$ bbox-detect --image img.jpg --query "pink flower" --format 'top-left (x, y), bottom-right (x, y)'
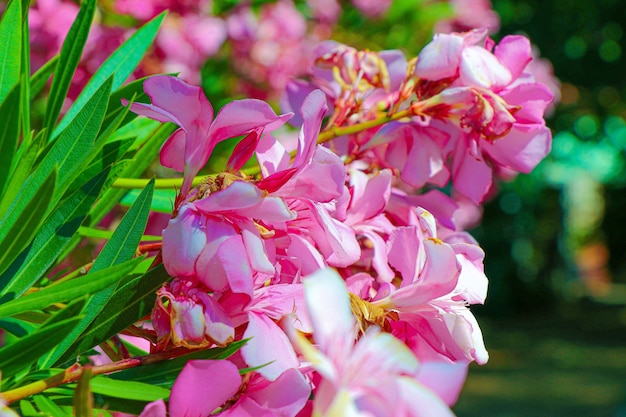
top-left (127, 76), bottom-right (291, 196)
top-left (375, 209), bottom-right (489, 365)
top-left (151, 278), bottom-right (234, 349)
top-left (139, 360), bottom-right (242, 417)
top-left (287, 268), bottom-right (455, 416)
top-left (156, 14), bottom-right (227, 84)
top-left (413, 31), bottom-right (554, 202)
top-left (162, 180), bottom-right (295, 296)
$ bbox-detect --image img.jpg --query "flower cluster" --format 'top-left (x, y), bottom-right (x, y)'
top-left (22, 0), bottom-right (512, 104)
top-left (128, 28), bottom-right (553, 416)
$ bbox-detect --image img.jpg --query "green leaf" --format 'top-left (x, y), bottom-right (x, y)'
top-left (0, 76), bottom-right (112, 229)
top-left (53, 12), bottom-right (166, 140)
top-left (121, 188), bottom-right (176, 214)
top-left (0, 317), bottom-right (80, 379)
top-left (90, 378), bottom-right (170, 402)
top-left (76, 226), bottom-right (161, 241)
top-left (63, 263), bottom-right (169, 363)
top-left (110, 340), bottom-right (247, 388)
top-left (0, 130), bottom-right (45, 220)
top-left (0, 0), bottom-right (22, 104)
top-left (93, 179), bottom-right (154, 271)
top-left (0, 83), bottom-right (21, 200)
top-left (19, 400), bottom-right (39, 417)
top-left (0, 168), bottom-right (110, 299)
top-left (20, 3), bottom-right (31, 144)
top-left (88, 123), bottom-right (173, 228)
top-left (33, 395), bottom-right (70, 417)
top-left (45, 180), bottom-right (155, 366)
top-left (0, 168), bottom-right (56, 278)
top-left (42, 0), bottom-right (96, 140)
top-left (30, 56), bottom-right (58, 100)
top-left (0, 258), bottom-right (141, 318)
top-left (102, 76), bottom-right (150, 129)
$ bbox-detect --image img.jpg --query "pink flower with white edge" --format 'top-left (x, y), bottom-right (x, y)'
top-left (287, 268), bottom-right (455, 417)
top-left (126, 76), bottom-right (291, 196)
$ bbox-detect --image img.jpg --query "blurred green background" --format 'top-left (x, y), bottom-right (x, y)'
top-left (452, 0), bottom-right (626, 415)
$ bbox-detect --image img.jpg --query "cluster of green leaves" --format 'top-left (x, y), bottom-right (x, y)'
top-left (0, 0), bottom-right (235, 414)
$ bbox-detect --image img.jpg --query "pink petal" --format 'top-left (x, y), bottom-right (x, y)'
top-left (483, 124), bottom-right (552, 173)
top-left (293, 89), bottom-right (328, 169)
top-left (169, 360), bottom-right (241, 417)
top-left (161, 205), bottom-right (207, 279)
top-left (312, 204), bottom-right (360, 267)
top-left (303, 269), bottom-right (355, 354)
top-left (414, 33), bottom-right (463, 80)
top-left (239, 220), bottom-right (275, 275)
top-left (256, 133), bottom-right (292, 177)
top-left (500, 82), bottom-right (554, 124)
top-left (276, 146), bottom-right (345, 202)
top-left (138, 399), bottom-right (166, 417)
top-left (250, 284), bottom-right (312, 333)
top-left (248, 368), bottom-right (311, 415)
top-left (195, 291), bottom-right (235, 345)
top-left (403, 133), bottom-right (448, 189)
top-left (159, 128), bottom-right (186, 172)
top-left (125, 76), bottom-right (213, 130)
top-left (396, 378), bottom-right (456, 417)
top-left (460, 46), bottom-right (512, 89)
top-left (170, 300), bottom-right (206, 344)
top-left (193, 181), bottom-right (264, 213)
top-left (346, 169), bottom-right (391, 225)
top-left (241, 312), bottom-right (299, 381)
top-left (280, 80), bottom-right (320, 127)
top-left (218, 235), bottom-right (254, 296)
top-left (209, 99), bottom-right (292, 144)
top-left (452, 143), bottom-right (493, 204)
top-left (387, 227), bottom-right (421, 283)
top-left (349, 331), bottom-right (420, 382)
top-left (227, 129), bottom-right (262, 172)
top-left (256, 168), bottom-right (298, 193)
top-left (494, 35), bottom-right (532, 81)
top-left (237, 196), bottom-right (296, 223)
top-left (416, 361), bottom-right (469, 406)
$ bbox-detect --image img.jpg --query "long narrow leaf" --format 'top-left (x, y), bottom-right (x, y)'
top-left (90, 378), bottom-right (170, 402)
top-left (45, 180), bottom-right (155, 366)
top-left (0, 76), bottom-right (112, 234)
top-left (0, 317), bottom-right (81, 379)
top-left (0, 168), bottom-right (110, 299)
top-left (0, 258), bottom-right (141, 318)
top-left (0, 0), bottom-right (22, 103)
top-left (42, 0), bottom-right (96, 140)
top-left (65, 263), bottom-right (170, 360)
top-left (0, 130), bottom-right (45, 221)
top-left (33, 395), bottom-right (71, 417)
top-left (53, 12), bottom-right (166, 139)
top-left (30, 56), bottom-right (58, 100)
top-left (20, 3), bottom-right (31, 145)
top-left (89, 123), bottom-right (174, 227)
top-left (0, 168), bottom-right (56, 277)
top-left (109, 340), bottom-right (248, 388)
top-left (0, 83), bottom-right (21, 200)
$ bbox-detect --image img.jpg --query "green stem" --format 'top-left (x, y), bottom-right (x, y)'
top-left (109, 107), bottom-right (415, 190)
top-left (0, 347), bottom-right (191, 404)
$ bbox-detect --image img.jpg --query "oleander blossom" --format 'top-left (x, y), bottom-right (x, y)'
top-left (286, 268), bottom-right (456, 416)
top-left (127, 28), bottom-right (558, 417)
